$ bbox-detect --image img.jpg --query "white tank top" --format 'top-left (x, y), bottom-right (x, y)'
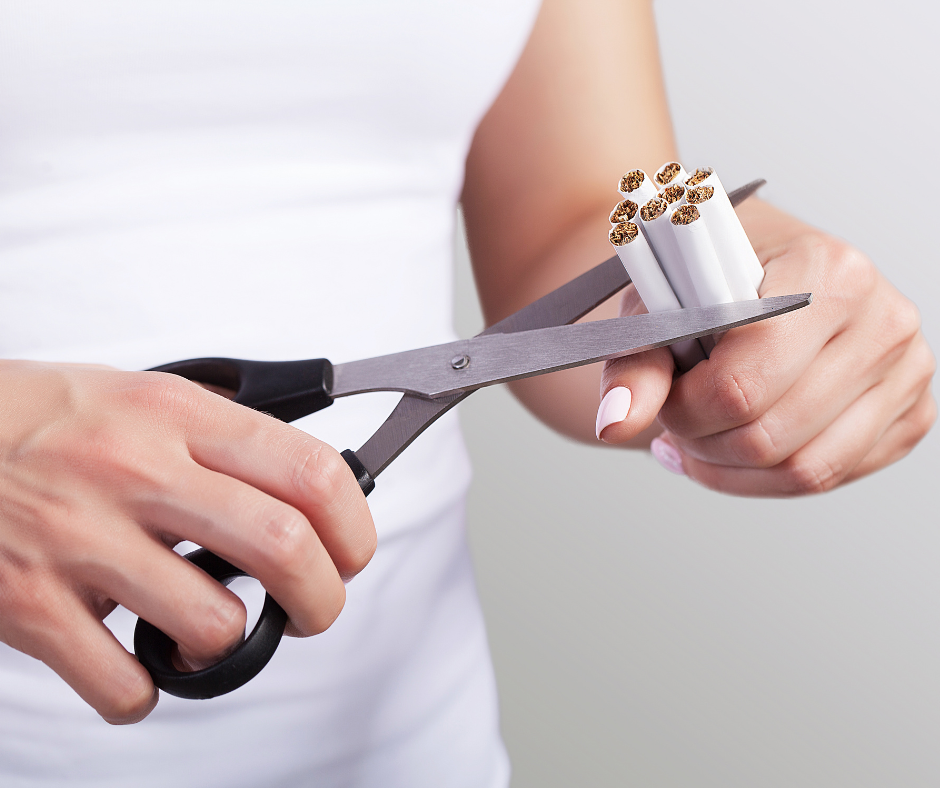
top-left (0, 2), bottom-right (540, 785)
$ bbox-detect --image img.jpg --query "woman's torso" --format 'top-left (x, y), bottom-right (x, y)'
top-left (0, 2), bottom-right (540, 785)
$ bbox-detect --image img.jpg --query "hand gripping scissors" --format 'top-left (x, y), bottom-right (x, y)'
top-left (134, 180), bottom-right (811, 699)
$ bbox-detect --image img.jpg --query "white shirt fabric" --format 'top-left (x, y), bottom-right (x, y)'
top-left (0, 2), bottom-right (541, 785)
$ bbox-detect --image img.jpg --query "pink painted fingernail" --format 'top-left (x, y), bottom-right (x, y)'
top-left (595, 386), bottom-right (632, 440)
top-left (651, 436), bottom-right (685, 475)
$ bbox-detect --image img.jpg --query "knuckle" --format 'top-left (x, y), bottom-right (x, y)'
top-left (712, 369), bottom-right (766, 425)
top-left (784, 453), bottom-right (843, 496)
top-left (826, 242), bottom-right (876, 300)
top-left (130, 372), bottom-right (198, 412)
top-left (194, 596), bottom-right (247, 657)
top-left (290, 443), bottom-right (347, 504)
top-left (60, 420), bottom-right (179, 498)
top-left (911, 333), bottom-right (936, 386)
top-left (923, 345), bottom-right (938, 383)
top-left (919, 396), bottom-right (938, 437)
top-left (907, 385), bottom-right (937, 445)
top-left (731, 419), bottom-right (784, 468)
top-left (254, 503), bottom-right (311, 575)
top-left (879, 296), bottom-right (922, 352)
top-left (127, 373), bottom-right (212, 433)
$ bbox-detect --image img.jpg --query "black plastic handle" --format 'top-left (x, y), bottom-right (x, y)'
top-left (150, 357), bottom-right (335, 423)
top-left (135, 450), bottom-right (374, 699)
top-left (133, 548), bottom-right (289, 699)
top-left (136, 356), bottom-right (371, 699)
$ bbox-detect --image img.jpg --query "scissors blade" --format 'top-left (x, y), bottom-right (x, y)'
top-left (354, 179), bottom-right (767, 477)
top-left (333, 294), bottom-right (810, 400)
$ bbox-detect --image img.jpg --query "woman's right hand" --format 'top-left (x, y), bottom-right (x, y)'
top-left (0, 360), bottom-right (376, 723)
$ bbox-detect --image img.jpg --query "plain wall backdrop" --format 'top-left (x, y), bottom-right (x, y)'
top-left (455, 1), bottom-right (940, 786)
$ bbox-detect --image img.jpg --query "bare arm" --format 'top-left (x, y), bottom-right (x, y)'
top-left (462, 0), bottom-right (675, 446)
top-left (461, 0), bottom-right (935, 492)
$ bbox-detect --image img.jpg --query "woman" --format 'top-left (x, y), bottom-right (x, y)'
top-left (0, 1), bottom-right (933, 785)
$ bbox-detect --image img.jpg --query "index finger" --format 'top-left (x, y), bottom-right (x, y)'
top-left (658, 236), bottom-right (847, 439)
top-left (143, 373), bottom-right (376, 580)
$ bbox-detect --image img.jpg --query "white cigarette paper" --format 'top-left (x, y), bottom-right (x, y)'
top-left (619, 169), bottom-right (659, 206)
top-left (686, 185), bottom-right (758, 302)
top-left (609, 221), bottom-right (706, 370)
top-left (684, 167), bottom-right (765, 289)
top-left (639, 198), bottom-right (700, 309)
top-left (670, 204), bottom-right (734, 354)
top-left (670, 205), bottom-right (734, 306)
top-left (655, 161), bottom-right (689, 188)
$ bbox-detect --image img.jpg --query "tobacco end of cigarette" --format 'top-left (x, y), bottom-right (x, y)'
top-left (640, 198), bottom-right (667, 222)
top-left (655, 162), bottom-right (683, 186)
top-left (609, 199), bottom-right (638, 224)
top-left (686, 185), bottom-right (715, 205)
top-left (619, 170), bottom-right (647, 194)
top-left (660, 184), bottom-right (685, 205)
top-left (685, 167), bottom-right (714, 187)
top-left (670, 204), bottom-right (700, 226)
top-left (609, 221), bottom-right (639, 246)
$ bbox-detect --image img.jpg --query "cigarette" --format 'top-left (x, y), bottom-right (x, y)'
top-left (670, 204), bottom-right (734, 354)
top-left (655, 161), bottom-right (688, 188)
top-left (618, 169), bottom-right (659, 206)
top-left (609, 199), bottom-right (639, 225)
top-left (639, 198), bottom-right (700, 309)
top-left (686, 186), bottom-right (758, 301)
top-left (683, 168), bottom-right (764, 289)
top-left (609, 221), bottom-right (706, 370)
top-left (684, 167), bottom-right (713, 188)
top-left (659, 184), bottom-right (686, 209)
top-left (670, 205), bottom-right (734, 306)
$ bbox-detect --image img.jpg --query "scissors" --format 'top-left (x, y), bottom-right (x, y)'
top-left (134, 179), bottom-right (811, 699)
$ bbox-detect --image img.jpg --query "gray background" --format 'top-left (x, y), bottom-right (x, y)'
top-left (455, 1), bottom-right (940, 785)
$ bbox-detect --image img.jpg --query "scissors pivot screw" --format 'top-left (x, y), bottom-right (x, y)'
top-left (450, 354), bottom-right (470, 370)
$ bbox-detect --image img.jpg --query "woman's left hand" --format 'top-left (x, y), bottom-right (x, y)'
top-left (597, 199), bottom-right (936, 496)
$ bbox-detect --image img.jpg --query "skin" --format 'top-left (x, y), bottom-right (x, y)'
top-left (462, 0), bottom-right (935, 495)
top-left (0, 362), bottom-right (375, 723)
top-left (0, 0), bottom-right (933, 725)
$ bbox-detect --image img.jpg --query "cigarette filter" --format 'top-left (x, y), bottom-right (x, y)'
top-left (683, 168), bottom-right (764, 289)
top-left (655, 161), bottom-right (689, 188)
top-left (608, 221), bottom-right (706, 370)
top-left (640, 198), bottom-right (700, 309)
top-left (687, 186), bottom-right (758, 302)
top-left (609, 199), bottom-right (638, 225)
top-left (618, 169), bottom-right (659, 206)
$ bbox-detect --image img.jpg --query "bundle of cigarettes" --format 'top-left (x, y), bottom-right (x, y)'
top-left (609, 163), bottom-right (765, 370)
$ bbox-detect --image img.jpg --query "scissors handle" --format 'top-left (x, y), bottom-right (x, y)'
top-left (150, 356), bottom-right (336, 423)
top-left (134, 357), bottom-right (375, 699)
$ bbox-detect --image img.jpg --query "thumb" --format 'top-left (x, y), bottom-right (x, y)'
top-left (596, 345), bottom-right (675, 443)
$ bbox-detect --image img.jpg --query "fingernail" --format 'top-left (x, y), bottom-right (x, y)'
top-left (595, 386), bottom-right (632, 440)
top-left (651, 436), bottom-right (685, 475)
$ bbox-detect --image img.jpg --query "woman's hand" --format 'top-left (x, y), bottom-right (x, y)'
top-left (597, 200), bottom-right (936, 495)
top-left (0, 361), bottom-right (376, 722)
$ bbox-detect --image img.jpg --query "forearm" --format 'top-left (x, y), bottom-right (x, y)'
top-left (462, 0), bottom-right (675, 445)
top-left (500, 213), bottom-right (662, 447)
